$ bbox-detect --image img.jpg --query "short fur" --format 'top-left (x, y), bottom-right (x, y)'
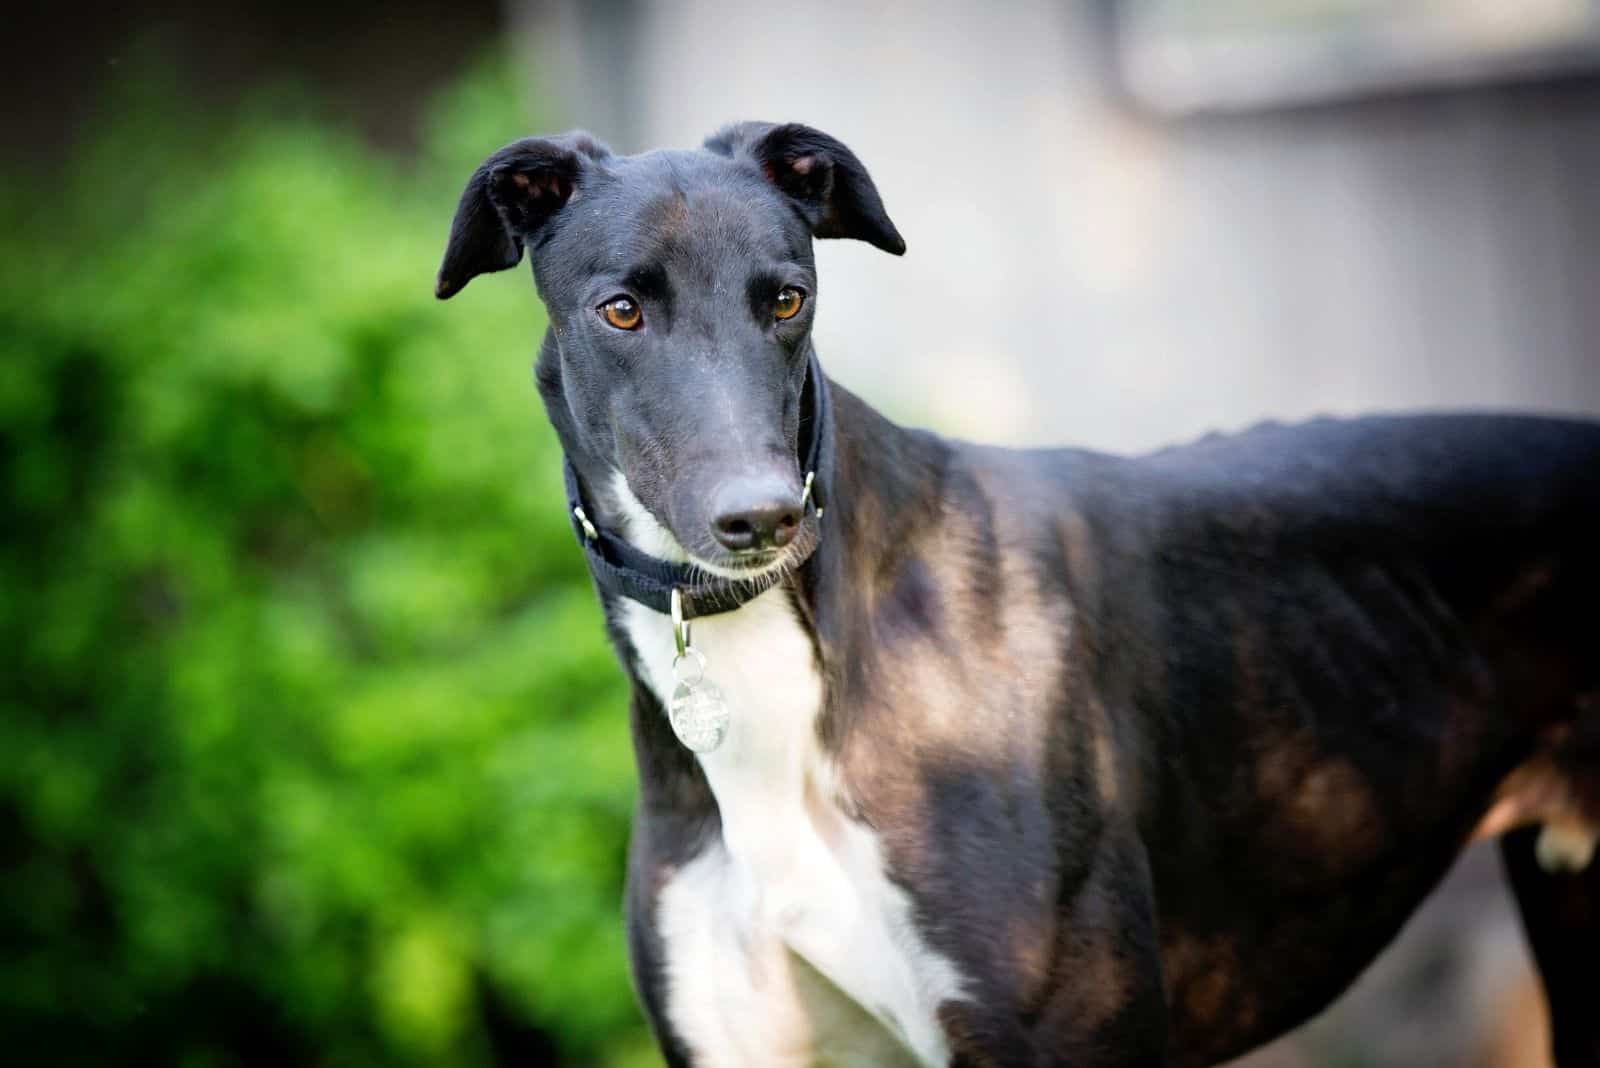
top-left (438, 122), bottom-right (1600, 1067)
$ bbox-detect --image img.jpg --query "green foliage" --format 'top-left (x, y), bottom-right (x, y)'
top-left (0, 56), bottom-right (654, 1066)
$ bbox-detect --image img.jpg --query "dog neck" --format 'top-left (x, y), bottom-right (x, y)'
top-left (552, 349), bottom-right (834, 622)
top-left (536, 332), bottom-right (954, 780)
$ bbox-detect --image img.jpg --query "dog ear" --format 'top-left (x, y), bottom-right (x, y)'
top-left (705, 122), bottom-right (905, 256)
top-left (435, 132), bottom-right (611, 299)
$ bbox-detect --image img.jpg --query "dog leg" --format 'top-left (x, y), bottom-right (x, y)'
top-left (942, 826), bottom-right (1171, 1068)
top-left (1501, 826), bottom-right (1600, 1067)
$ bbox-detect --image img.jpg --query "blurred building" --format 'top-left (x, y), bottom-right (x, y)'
top-left (521, 0), bottom-right (1600, 452)
top-left (519, 2), bottom-right (1600, 1065)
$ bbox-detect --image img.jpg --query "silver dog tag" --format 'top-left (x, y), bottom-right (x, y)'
top-left (667, 589), bottom-right (730, 753)
top-left (669, 671), bottom-right (730, 754)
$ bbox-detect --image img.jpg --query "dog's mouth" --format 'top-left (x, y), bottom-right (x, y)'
top-left (607, 469), bottom-right (820, 585)
top-left (688, 553), bottom-right (783, 581)
top-left (687, 522), bottom-right (820, 584)
top-left (718, 549), bottom-right (782, 572)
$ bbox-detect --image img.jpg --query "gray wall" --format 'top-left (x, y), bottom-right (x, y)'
top-left (519, 0), bottom-right (1599, 455)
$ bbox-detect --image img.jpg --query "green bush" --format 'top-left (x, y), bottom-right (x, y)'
top-left (0, 56), bottom-right (653, 1067)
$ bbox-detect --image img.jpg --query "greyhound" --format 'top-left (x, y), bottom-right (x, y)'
top-left (436, 123), bottom-right (1600, 1067)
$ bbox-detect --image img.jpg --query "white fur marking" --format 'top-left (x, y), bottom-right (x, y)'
top-left (608, 470), bottom-right (692, 562)
top-left (610, 475), bottom-right (965, 1067)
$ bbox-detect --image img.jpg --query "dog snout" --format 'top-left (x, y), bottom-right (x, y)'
top-left (710, 477), bottom-right (802, 552)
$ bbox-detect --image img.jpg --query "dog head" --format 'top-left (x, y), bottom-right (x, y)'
top-left (436, 123), bottom-right (902, 574)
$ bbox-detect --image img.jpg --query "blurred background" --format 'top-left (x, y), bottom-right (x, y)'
top-left (4, 1), bottom-right (1598, 1065)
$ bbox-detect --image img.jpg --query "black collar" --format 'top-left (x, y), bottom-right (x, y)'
top-left (562, 351), bottom-right (832, 620)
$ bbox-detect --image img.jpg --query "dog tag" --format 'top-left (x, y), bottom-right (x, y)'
top-left (666, 589), bottom-right (730, 753)
top-left (669, 677), bottom-right (730, 754)
top-left (668, 648), bottom-right (729, 753)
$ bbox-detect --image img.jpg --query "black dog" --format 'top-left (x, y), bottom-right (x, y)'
top-left (437, 122), bottom-right (1600, 1067)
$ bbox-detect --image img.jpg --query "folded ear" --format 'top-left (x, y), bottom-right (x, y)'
top-left (704, 122), bottom-right (905, 256)
top-left (435, 132), bottom-right (611, 299)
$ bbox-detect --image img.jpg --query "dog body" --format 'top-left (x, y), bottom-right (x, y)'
top-left (437, 123), bottom-right (1600, 1066)
top-left (623, 406), bottom-right (1600, 1068)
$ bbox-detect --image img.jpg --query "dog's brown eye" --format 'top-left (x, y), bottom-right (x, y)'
top-left (600, 296), bottom-right (643, 331)
top-left (774, 287), bottom-right (805, 321)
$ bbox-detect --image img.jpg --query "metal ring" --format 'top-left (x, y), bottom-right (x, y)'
top-left (671, 588), bottom-right (689, 658)
top-left (671, 646), bottom-right (707, 687)
top-left (573, 506), bottom-right (598, 541)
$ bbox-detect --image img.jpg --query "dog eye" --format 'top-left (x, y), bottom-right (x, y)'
top-left (774, 287), bottom-right (805, 321)
top-left (599, 296), bottom-right (643, 331)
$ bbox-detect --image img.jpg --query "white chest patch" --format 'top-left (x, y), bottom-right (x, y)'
top-left (609, 476), bottom-right (966, 1067)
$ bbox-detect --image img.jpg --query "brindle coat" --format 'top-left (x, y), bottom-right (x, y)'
top-left (437, 122), bottom-right (1600, 1067)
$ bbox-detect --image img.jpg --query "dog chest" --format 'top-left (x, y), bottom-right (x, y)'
top-left (619, 590), bottom-right (964, 1067)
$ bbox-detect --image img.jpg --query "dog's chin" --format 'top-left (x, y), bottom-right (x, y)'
top-left (688, 548), bottom-right (790, 582)
top-left (678, 546), bottom-right (784, 578)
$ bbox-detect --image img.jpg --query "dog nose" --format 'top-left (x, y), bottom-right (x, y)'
top-left (710, 478), bottom-right (802, 552)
